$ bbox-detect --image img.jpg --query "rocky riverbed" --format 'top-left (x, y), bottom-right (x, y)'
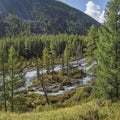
top-left (22, 59), bottom-right (96, 95)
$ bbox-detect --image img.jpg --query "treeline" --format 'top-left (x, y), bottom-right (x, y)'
top-left (0, 34), bottom-right (84, 60)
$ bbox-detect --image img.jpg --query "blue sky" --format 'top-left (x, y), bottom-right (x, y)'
top-left (59, 0), bottom-right (109, 23)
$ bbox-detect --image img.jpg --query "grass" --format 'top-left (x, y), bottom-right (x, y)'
top-left (0, 100), bottom-right (120, 120)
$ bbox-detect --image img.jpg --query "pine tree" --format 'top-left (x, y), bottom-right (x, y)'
top-left (95, 0), bottom-right (120, 100)
top-left (35, 57), bottom-right (49, 105)
top-left (43, 47), bottom-right (50, 74)
top-left (8, 46), bottom-right (18, 112)
top-left (85, 25), bottom-right (98, 64)
top-left (64, 45), bottom-right (70, 76)
top-left (0, 44), bottom-right (7, 111)
top-left (50, 42), bottom-right (56, 77)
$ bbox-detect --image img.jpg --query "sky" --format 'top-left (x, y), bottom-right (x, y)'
top-left (59, 0), bottom-right (109, 23)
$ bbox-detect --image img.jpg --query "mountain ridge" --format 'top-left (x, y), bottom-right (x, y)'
top-left (0, 0), bottom-right (100, 34)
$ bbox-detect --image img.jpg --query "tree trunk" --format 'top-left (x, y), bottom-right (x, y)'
top-left (37, 59), bottom-right (49, 105)
top-left (41, 69), bottom-right (50, 105)
top-left (11, 64), bottom-right (14, 112)
top-left (2, 64), bottom-right (7, 111)
top-left (51, 55), bottom-right (55, 79)
top-left (67, 54), bottom-right (69, 76)
top-left (62, 54), bottom-right (64, 75)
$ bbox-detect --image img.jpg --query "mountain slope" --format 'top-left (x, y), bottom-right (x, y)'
top-left (0, 0), bottom-right (100, 34)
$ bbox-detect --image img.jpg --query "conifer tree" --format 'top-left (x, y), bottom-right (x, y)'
top-left (64, 45), bottom-right (70, 76)
top-left (0, 45), bottom-right (7, 111)
top-left (43, 47), bottom-right (50, 74)
top-left (50, 42), bottom-right (56, 76)
top-left (85, 25), bottom-right (98, 64)
top-left (35, 57), bottom-right (49, 105)
top-left (95, 0), bottom-right (120, 99)
top-left (8, 46), bottom-right (18, 112)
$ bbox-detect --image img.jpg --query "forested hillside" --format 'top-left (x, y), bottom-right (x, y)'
top-left (0, 0), bottom-right (100, 35)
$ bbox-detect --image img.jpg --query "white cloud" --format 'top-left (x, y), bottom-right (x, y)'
top-left (99, 11), bottom-right (106, 23)
top-left (85, 1), bottom-right (105, 23)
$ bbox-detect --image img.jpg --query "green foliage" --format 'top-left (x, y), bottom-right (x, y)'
top-left (95, 0), bottom-right (120, 100)
top-left (0, 42), bottom-right (8, 111)
top-left (0, 14), bottom-right (29, 38)
top-left (8, 46), bottom-right (25, 112)
top-left (85, 25), bottom-right (98, 64)
top-left (0, 34), bottom-right (83, 60)
top-left (43, 47), bottom-right (50, 74)
top-left (5, 14), bottom-right (29, 37)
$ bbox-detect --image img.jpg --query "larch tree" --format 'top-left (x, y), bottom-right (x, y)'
top-left (95, 0), bottom-right (120, 100)
top-left (43, 47), bottom-right (50, 74)
top-left (8, 46), bottom-right (18, 112)
top-left (0, 44), bottom-right (8, 111)
top-left (85, 25), bottom-right (98, 64)
top-left (35, 57), bottom-right (49, 105)
top-left (50, 42), bottom-right (56, 77)
top-left (64, 45), bottom-right (70, 76)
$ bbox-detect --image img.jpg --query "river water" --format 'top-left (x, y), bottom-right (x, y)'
top-left (20, 59), bottom-right (96, 96)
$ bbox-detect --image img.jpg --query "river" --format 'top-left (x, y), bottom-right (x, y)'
top-left (19, 58), bottom-right (96, 96)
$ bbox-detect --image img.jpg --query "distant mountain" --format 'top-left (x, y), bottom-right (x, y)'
top-left (0, 0), bottom-right (100, 34)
